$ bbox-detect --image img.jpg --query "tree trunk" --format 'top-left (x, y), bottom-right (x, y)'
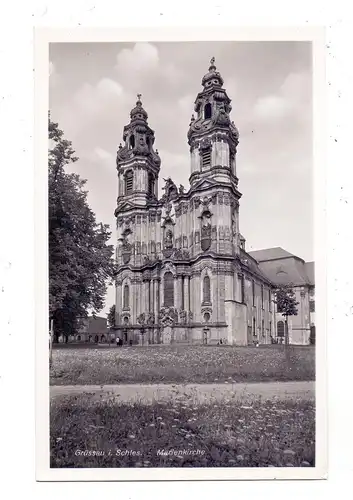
top-left (49, 319), bottom-right (54, 369)
top-left (284, 316), bottom-right (290, 361)
top-left (284, 317), bottom-right (289, 345)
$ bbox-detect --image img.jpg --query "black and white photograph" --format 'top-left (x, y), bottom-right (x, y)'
top-left (36, 28), bottom-right (326, 480)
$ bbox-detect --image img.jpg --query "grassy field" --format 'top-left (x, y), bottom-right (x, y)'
top-left (50, 393), bottom-right (315, 468)
top-left (50, 345), bottom-right (315, 386)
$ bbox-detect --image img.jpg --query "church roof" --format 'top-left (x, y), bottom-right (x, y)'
top-left (248, 247), bottom-right (314, 286)
top-left (248, 247), bottom-right (296, 262)
top-left (239, 249), bottom-right (273, 284)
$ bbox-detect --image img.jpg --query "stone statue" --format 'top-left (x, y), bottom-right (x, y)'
top-left (179, 184), bottom-right (185, 194)
top-left (165, 229), bottom-right (173, 249)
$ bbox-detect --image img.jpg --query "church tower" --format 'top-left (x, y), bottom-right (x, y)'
top-left (188, 57), bottom-right (239, 190)
top-left (116, 94), bottom-right (161, 210)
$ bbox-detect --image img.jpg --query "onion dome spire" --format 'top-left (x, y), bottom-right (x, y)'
top-left (201, 56), bottom-right (224, 88)
top-left (130, 93), bottom-right (148, 122)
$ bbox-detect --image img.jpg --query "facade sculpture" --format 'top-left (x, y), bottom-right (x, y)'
top-left (113, 58), bottom-right (308, 346)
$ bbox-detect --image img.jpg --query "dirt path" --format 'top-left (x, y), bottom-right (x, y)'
top-left (50, 381), bottom-right (314, 404)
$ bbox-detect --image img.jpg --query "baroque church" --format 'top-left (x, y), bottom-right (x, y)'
top-left (113, 58), bottom-right (314, 346)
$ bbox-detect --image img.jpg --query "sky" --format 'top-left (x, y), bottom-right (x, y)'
top-left (49, 41), bottom-right (313, 314)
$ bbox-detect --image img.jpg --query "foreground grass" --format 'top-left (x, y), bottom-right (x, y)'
top-left (51, 394), bottom-right (315, 468)
top-left (50, 345), bottom-right (315, 386)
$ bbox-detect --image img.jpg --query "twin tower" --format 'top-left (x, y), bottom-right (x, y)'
top-left (115, 57), bottom-right (240, 210)
top-left (113, 58), bottom-right (272, 346)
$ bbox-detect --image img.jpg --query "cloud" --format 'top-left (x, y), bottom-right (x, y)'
top-left (115, 43), bottom-right (159, 91)
top-left (253, 95), bottom-right (294, 121)
top-left (116, 43), bottom-right (159, 76)
top-left (96, 78), bottom-right (124, 97)
top-left (115, 42), bottom-right (184, 93)
top-left (93, 147), bottom-right (113, 162)
top-left (73, 78), bottom-right (126, 116)
top-left (252, 71), bottom-right (310, 122)
top-left (49, 60), bottom-right (61, 87)
top-left (178, 94), bottom-right (195, 114)
top-left (280, 72), bottom-right (311, 103)
top-left (157, 150), bottom-right (189, 195)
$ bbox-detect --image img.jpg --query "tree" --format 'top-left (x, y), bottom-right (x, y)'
top-left (107, 304), bottom-right (116, 329)
top-left (49, 116), bottom-right (115, 342)
top-left (275, 283), bottom-right (299, 355)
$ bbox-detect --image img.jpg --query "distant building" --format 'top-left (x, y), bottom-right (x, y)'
top-left (249, 248), bottom-right (315, 345)
top-left (76, 316), bottom-right (113, 343)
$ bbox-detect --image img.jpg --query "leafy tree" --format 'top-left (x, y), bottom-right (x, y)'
top-left (107, 304), bottom-right (116, 329)
top-left (49, 115), bottom-right (115, 342)
top-left (275, 283), bottom-right (299, 350)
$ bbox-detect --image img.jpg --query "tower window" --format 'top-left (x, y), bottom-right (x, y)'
top-left (129, 134), bottom-right (135, 149)
top-left (204, 103), bottom-right (212, 119)
top-left (202, 275), bottom-right (211, 304)
top-left (125, 170), bottom-right (133, 195)
top-left (201, 148), bottom-right (211, 169)
top-left (252, 280), bottom-right (255, 306)
top-left (123, 284), bottom-right (129, 309)
top-left (164, 272), bottom-right (174, 307)
top-left (148, 173), bottom-right (155, 197)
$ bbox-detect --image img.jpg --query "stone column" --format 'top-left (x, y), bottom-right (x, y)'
top-left (139, 279), bottom-right (144, 319)
top-left (153, 279), bottom-right (158, 319)
top-left (151, 279), bottom-right (155, 316)
top-left (175, 276), bottom-right (182, 310)
top-left (132, 281), bottom-right (138, 324)
top-left (144, 280), bottom-right (150, 313)
top-left (115, 282), bottom-right (121, 324)
top-left (181, 275), bottom-right (185, 310)
top-left (184, 276), bottom-right (189, 313)
top-left (188, 276), bottom-right (193, 315)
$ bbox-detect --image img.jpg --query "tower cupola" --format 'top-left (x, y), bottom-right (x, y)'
top-left (187, 57), bottom-right (239, 189)
top-left (115, 95), bottom-right (161, 213)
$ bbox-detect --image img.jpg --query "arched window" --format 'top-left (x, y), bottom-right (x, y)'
top-left (277, 320), bottom-right (285, 338)
top-left (203, 275), bottom-right (211, 304)
top-left (129, 134), bottom-right (135, 149)
top-left (125, 170), bottom-right (133, 195)
top-left (204, 103), bottom-right (212, 119)
top-left (164, 272), bottom-right (174, 307)
top-left (123, 284), bottom-right (129, 309)
top-left (148, 173), bottom-right (155, 197)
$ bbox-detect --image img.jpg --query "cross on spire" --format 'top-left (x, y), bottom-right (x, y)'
top-left (137, 93), bottom-right (142, 101)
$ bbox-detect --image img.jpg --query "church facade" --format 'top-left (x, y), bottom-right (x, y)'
top-left (113, 58), bottom-right (280, 346)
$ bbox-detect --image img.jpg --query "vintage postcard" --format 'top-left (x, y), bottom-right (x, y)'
top-left (35, 26), bottom-right (327, 481)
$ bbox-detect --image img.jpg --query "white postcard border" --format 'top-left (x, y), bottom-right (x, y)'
top-left (35, 25), bottom-right (326, 482)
